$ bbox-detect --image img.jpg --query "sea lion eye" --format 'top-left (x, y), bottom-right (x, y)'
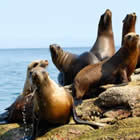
top-left (127, 35), bottom-right (131, 40)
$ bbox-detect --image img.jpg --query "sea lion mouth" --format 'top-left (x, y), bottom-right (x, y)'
top-left (31, 68), bottom-right (48, 87)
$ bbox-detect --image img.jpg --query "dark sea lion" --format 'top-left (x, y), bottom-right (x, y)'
top-left (24, 67), bottom-right (105, 140)
top-left (121, 12), bottom-right (136, 46)
top-left (50, 9), bottom-right (115, 86)
top-left (0, 60), bottom-right (48, 123)
top-left (73, 33), bottom-right (140, 100)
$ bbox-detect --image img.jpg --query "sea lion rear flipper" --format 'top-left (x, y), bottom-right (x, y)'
top-left (72, 100), bottom-right (106, 128)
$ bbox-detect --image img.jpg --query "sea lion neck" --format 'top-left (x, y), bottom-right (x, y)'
top-left (56, 51), bottom-right (78, 72)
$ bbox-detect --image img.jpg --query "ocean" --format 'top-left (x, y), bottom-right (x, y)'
top-left (0, 47), bottom-right (92, 113)
top-left (0, 46), bottom-right (120, 113)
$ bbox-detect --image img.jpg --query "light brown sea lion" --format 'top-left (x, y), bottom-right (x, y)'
top-left (50, 9), bottom-right (115, 86)
top-left (0, 60), bottom-right (48, 123)
top-left (24, 67), bottom-right (105, 140)
top-left (73, 33), bottom-right (140, 100)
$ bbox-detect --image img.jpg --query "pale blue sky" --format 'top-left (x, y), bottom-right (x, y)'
top-left (0, 0), bottom-right (139, 48)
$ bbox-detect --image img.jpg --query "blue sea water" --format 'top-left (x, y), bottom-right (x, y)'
top-left (0, 46), bottom-right (120, 113)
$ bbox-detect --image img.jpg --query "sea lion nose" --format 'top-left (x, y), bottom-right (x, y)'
top-left (106, 9), bottom-right (111, 14)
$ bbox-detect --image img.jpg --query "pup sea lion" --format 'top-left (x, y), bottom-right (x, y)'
top-left (24, 67), bottom-right (105, 140)
top-left (50, 9), bottom-right (115, 86)
top-left (0, 60), bottom-right (48, 123)
top-left (73, 33), bottom-right (140, 99)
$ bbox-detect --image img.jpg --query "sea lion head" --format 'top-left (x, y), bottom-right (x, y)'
top-left (98, 9), bottom-right (112, 34)
top-left (123, 32), bottom-right (140, 50)
top-left (23, 60), bottom-right (49, 94)
top-left (123, 12), bottom-right (136, 31)
top-left (31, 67), bottom-right (49, 88)
top-left (50, 44), bottom-right (64, 70)
top-left (28, 60), bottom-right (48, 72)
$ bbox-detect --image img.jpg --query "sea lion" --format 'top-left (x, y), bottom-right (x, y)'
top-left (24, 66), bottom-right (105, 140)
top-left (90, 9), bottom-right (115, 60)
top-left (50, 44), bottom-right (99, 85)
top-left (0, 60), bottom-right (48, 123)
top-left (73, 33), bottom-right (140, 100)
top-left (50, 9), bottom-right (115, 86)
top-left (121, 12), bottom-right (136, 46)
top-left (121, 12), bottom-right (140, 68)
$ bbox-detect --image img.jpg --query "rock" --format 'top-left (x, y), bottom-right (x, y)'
top-left (74, 117), bottom-right (140, 140)
top-left (1, 117), bottom-right (140, 140)
top-left (95, 83), bottom-right (140, 110)
top-left (134, 68), bottom-right (140, 74)
top-left (131, 72), bottom-right (140, 81)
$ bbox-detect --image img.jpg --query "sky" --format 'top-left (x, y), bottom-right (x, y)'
top-left (0, 0), bottom-right (139, 48)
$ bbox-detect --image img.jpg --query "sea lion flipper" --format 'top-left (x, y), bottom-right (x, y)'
top-left (72, 102), bottom-right (106, 128)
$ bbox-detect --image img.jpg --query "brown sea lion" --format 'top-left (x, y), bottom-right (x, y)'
top-left (0, 60), bottom-right (48, 123)
top-left (50, 9), bottom-right (115, 86)
top-left (24, 67), bottom-right (105, 140)
top-left (73, 33), bottom-right (140, 100)
top-left (121, 12), bottom-right (140, 68)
